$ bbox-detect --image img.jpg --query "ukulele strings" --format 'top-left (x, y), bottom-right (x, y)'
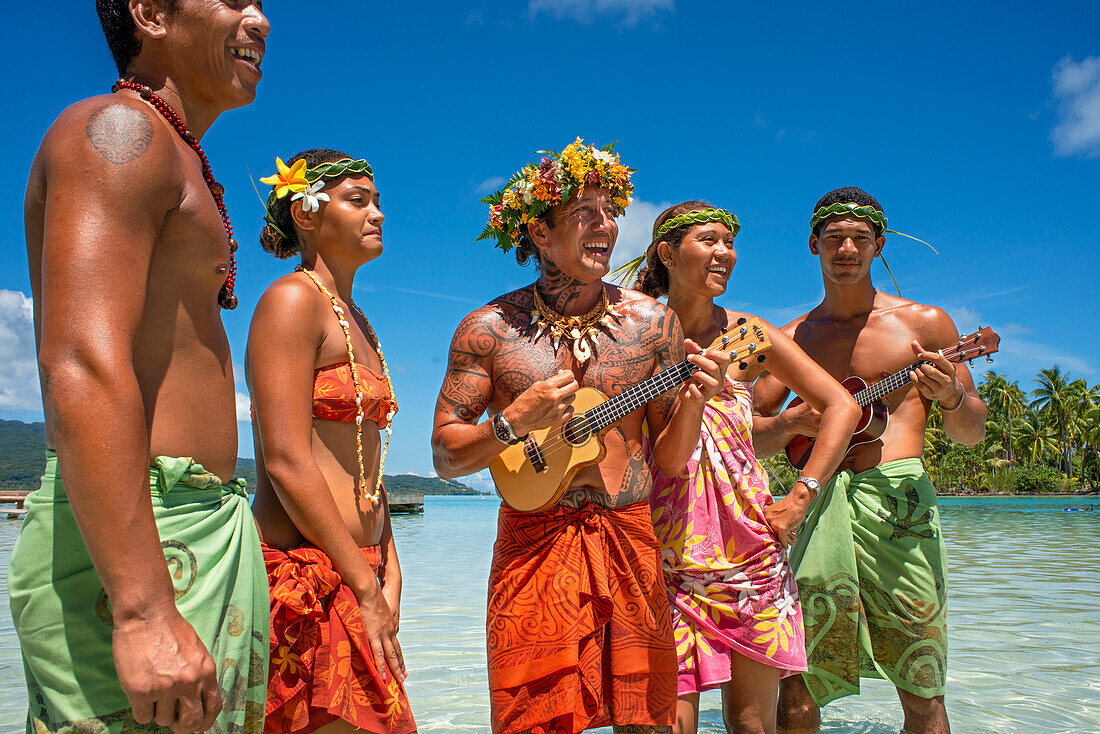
top-left (512, 341), bottom-right (755, 463)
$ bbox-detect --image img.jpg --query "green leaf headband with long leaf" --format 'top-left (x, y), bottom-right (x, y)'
top-left (809, 201), bottom-right (938, 295)
top-left (610, 207), bottom-right (739, 286)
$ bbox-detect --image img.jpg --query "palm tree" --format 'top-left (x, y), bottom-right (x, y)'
top-left (1030, 366), bottom-right (1079, 474)
top-left (980, 371), bottom-right (1026, 465)
top-left (1014, 411), bottom-right (1060, 467)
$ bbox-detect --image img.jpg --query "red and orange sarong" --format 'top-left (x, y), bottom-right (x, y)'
top-left (487, 501), bottom-right (678, 734)
top-left (262, 541), bottom-right (416, 734)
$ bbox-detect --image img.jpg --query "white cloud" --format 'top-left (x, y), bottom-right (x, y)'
top-left (235, 392), bottom-right (251, 423)
top-left (0, 290), bottom-right (41, 412)
top-left (1051, 55), bottom-right (1100, 157)
top-left (463, 469), bottom-right (498, 495)
top-left (609, 198), bottom-right (671, 281)
top-left (475, 176), bottom-right (506, 194)
top-left (529, 0), bottom-right (674, 25)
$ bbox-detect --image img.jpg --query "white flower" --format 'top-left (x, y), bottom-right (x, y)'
top-left (521, 180), bottom-right (536, 205)
top-left (592, 149), bottom-right (615, 165)
top-left (292, 180), bottom-right (330, 213)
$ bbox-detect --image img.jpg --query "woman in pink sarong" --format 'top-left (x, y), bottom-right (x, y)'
top-left (632, 202), bottom-right (859, 734)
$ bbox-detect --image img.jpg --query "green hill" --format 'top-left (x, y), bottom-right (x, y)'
top-left (0, 420), bottom-right (485, 495)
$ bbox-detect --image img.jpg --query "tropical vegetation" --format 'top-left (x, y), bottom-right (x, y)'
top-left (764, 365), bottom-right (1100, 495)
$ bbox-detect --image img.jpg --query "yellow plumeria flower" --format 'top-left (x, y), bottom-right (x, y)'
top-left (260, 157), bottom-right (309, 198)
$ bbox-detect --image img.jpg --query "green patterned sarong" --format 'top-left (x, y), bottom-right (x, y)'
top-left (788, 458), bottom-right (947, 706)
top-left (8, 452), bottom-right (269, 733)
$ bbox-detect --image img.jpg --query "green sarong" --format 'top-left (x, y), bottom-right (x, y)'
top-left (8, 452), bottom-right (269, 734)
top-left (788, 458), bottom-right (947, 706)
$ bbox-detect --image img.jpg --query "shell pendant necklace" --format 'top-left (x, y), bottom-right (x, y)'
top-left (531, 285), bottom-right (618, 364)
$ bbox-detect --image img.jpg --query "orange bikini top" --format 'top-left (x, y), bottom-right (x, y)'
top-left (313, 362), bottom-right (397, 429)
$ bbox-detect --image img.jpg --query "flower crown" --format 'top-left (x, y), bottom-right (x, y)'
top-left (477, 138), bottom-right (635, 252)
top-left (260, 157), bottom-right (375, 237)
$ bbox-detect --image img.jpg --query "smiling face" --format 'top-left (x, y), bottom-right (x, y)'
top-left (665, 222), bottom-right (737, 298)
top-left (305, 176), bottom-right (385, 265)
top-left (810, 216), bottom-right (885, 285)
top-left (530, 186), bottom-right (620, 283)
top-left (162, 0), bottom-right (269, 110)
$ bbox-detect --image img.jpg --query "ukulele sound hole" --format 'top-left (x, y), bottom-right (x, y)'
top-left (562, 416), bottom-right (593, 446)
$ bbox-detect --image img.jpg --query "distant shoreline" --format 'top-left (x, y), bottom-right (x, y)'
top-left (936, 490), bottom-right (1099, 498)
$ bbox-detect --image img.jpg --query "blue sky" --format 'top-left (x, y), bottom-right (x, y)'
top-left (2, 1), bottom-right (1098, 490)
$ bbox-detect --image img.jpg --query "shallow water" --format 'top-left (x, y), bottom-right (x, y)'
top-left (1, 495), bottom-right (1098, 733)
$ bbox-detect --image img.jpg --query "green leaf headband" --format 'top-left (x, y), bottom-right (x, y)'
top-left (809, 202), bottom-right (887, 234)
top-left (654, 208), bottom-right (740, 241)
top-left (808, 201), bottom-right (940, 296)
top-left (610, 208), bottom-right (740, 287)
top-left (259, 157), bottom-right (375, 240)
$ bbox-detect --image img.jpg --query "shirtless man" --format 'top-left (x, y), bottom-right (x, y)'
top-left (753, 187), bottom-right (987, 734)
top-left (431, 140), bottom-right (730, 734)
top-left (9, 2), bottom-right (270, 733)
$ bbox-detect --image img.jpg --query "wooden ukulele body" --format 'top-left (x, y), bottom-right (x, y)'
top-left (784, 376), bottom-right (888, 470)
top-left (490, 387), bottom-right (613, 512)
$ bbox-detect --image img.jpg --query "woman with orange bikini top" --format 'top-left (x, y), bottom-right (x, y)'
top-left (246, 149), bottom-right (416, 734)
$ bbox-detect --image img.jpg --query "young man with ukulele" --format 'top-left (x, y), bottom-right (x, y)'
top-left (753, 187), bottom-right (987, 734)
top-left (431, 139), bottom-right (730, 734)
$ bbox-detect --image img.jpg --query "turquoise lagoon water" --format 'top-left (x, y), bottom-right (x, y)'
top-left (0, 495), bottom-right (1097, 733)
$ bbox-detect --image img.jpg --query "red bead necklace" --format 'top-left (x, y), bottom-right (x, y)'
top-left (112, 79), bottom-right (238, 309)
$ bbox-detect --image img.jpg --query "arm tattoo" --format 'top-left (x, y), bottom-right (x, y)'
top-left (648, 305), bottom-right (685, 424)
top-left (85, 105), bottom-right (154, 165)
top-left (436, 308), bottom-right (508, 424)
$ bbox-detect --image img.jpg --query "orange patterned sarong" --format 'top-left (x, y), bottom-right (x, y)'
top-left (262, 541), bottom-right (416, 734)
top-left (487, 500), bottom-right (677, 734)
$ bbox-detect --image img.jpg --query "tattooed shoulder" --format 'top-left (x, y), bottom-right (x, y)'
top-left (85, 104), bottom-right (154, 165)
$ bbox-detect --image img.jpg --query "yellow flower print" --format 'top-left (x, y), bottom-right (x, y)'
top-left (272, 645), bottom-right (305, 677)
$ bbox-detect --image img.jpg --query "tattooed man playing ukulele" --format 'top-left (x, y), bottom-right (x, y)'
top-left (432, 141), bottom-right (730, 734)
top-left (753, 188), bottom-right (987, 734)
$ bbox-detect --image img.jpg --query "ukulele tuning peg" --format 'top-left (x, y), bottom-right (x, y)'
top-left (748, 343), bottom-right (757, 353)
top-left (968, 359), bottom-right (974, 366)
top-left (737, 317), bottom-right (747, 325)
top-left (740, 326), bottom-right (748, 336)
top-left (757, 354), bottom-right (767, 363)
top-left (986, 356), bottom-right (994, 364)
top-left (738, 362), bottom-right (748, 370)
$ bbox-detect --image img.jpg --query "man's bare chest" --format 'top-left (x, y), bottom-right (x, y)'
top-left (492, 327), bottom-right (659, 403)
top-left (797, 322), bottom-right (920, 387)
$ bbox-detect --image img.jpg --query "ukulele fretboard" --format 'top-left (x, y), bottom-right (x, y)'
top-left (584, 359), bottom-right (697, 432)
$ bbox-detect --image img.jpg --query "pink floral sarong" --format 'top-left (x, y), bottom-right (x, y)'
top-left (649, 378), bottom-right (806, 695)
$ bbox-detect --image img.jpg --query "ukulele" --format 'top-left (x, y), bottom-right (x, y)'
top-left (784, 327), bottom-right (1000, 470)
top-left (491, 318), bottom-right (773, 512)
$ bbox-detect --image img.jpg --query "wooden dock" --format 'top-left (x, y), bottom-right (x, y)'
top-left (0, 489), bottom-right (428, 516)
top-left (0, 490), bottom-right (30, 519)
top-left (387, 490), bottom-right (424, 514)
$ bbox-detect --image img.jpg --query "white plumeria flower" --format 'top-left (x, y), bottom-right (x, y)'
top-left (292, 180), bottom-right (330, 213)
top-left (592, 149), bottom-right (615, 165)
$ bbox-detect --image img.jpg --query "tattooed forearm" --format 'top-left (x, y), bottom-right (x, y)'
top-left (85, 105), bottom-right (153, 164)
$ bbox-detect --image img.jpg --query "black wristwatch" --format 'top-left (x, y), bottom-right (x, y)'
top-left (492, 411), bottom-right (524, 445)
